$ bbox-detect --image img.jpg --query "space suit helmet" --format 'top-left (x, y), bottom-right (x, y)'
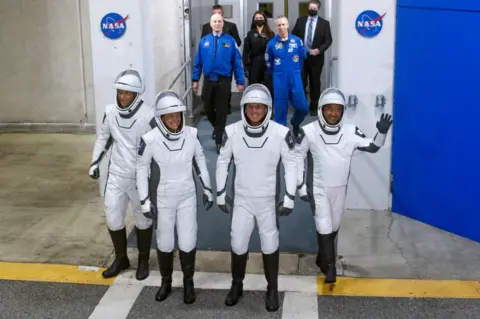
top-left (318, 87), bottom-right (346, 134)
top-left (154, 90), bottom-right (186, 140)
top-left (113, 69), bottom-right (145, 115)
top-left (240, 84), bottom-right (272, 134)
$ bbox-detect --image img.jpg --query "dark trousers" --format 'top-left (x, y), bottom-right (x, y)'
top-left (248, 56), bottom-right (274, 98)
top-left (228, 76), bottom-right (233, 112)
top-left (302, 57), bottom-right (324, 113)
top-left (202, 76), bottom-right (232, 145)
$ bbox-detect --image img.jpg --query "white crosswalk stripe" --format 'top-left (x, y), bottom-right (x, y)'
top-left (88, 270), bottom-right (319, 318)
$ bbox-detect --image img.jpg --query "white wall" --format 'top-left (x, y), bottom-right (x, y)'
top-left (0, 0), bottom-right (187, 132)
top-left (337, 0), bottom-right (396, 210)
top-left (88, 0), bottom-right (148, 133)
top-left (88, 0), bottom-right (187, 133)
top-left (0, 0), bottom-right (95, 130)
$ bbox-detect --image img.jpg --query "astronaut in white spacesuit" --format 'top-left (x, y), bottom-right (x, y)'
top-left (136, 90), bottom-right (214, 305)
top-left (89, 69), bottom-right (155, 281)
top-left (295, 87), bottom-right (393, 284)
top-left (216, 84), bottom-right (297, 312)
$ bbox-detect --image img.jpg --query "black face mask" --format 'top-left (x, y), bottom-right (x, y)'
top-left (308, 9), bottom-right (318, 17)
top-left (254, 19), bottom-right (265, 27)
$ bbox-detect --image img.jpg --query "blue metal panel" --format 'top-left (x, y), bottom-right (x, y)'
top-left (392, 6), bottom-right (480, 242)
top-left (398, 0), bottom-right (480, 12)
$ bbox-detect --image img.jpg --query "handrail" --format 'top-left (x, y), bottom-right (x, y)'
top-left (168, 58), bottom-right (192, 90)
top-left (328, 56), bottom-right (338, 87)
top-left (182, 86), bottom-right (192, 102)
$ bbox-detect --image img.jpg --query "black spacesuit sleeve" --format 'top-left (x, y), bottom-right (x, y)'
top-left (355, 126), bottom-right (384, 153)
top-left (136, 137), bottom-right (153, 205)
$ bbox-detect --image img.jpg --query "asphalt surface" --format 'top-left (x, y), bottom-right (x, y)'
top-left (128, 110), bottom-right (320, 254)
top-left (2, 279), bottom-right (479, 319)
top-left (316, 296), bottom-right (480, 319)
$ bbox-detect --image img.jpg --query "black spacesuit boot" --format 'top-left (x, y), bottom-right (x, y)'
top-left (179, 248), bottom-right (197, 304)
top-left (262, 249), bottom-right (280, 312)
top-left (155, 249), bottom-right (173, 302)
top-left (225, 251), bottom-right (248, 306)
top-left (315, 232), bottom-right (327, 274)
top-left (135, 225), bottom-right (153, 281)
top-left (320, 233), bottom-right (337, 284)
top-left (102, 227), bottom-right (130, 278)
top-left (332, 229), bottom-right (339, 258)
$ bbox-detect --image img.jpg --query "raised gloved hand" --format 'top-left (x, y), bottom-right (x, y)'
top-left (376, 113), bottom-right (393, 134)
top-left (276, 196), bottom-right (294, 216)
top-left (89, 164), bottom-right (100, 179)
top-left (217, 192), bottom-right (233, 214)
top-left (297, 184), bottom-right (311, 202)
top-left (203, 190), bottom-right (214, 211)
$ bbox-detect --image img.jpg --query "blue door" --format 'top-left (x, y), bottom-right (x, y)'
top-left (392, 2), bottom-right (480, 242)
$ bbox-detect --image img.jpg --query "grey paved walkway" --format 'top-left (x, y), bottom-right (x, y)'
top-left (2, 279), bottom-right (479, 319)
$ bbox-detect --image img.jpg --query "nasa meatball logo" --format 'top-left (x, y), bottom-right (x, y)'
top-left (101, 12), bottom-right (129, 40)
top-left (355, 10), bottom-right (386, 38)
top-left (292, 55), bottom-right (299, 63)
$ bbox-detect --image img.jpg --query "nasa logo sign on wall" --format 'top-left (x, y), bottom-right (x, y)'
top-left (355, 10), bottom-right (386, 38)
top-left (100, 12), bottom-right (129, 40)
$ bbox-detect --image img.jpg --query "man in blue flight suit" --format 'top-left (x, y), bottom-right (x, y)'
top-left (265, 16), bottom-right (309, 136)
top-left (193, 13), bottom-right (245, 154)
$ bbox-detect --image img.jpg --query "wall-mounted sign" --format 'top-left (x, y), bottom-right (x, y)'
top-left (100, 12), bottom-right (129, 40)
top-left (355, 10), bottom-right (386, 38)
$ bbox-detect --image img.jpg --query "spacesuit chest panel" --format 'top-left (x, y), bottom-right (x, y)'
top-left (151, 134), bottom-right (196, 196)
top-left (111, 115), bottom-right (143, 148)
top-left (306, 123), bottom-right (357, 187)
top-left (106, 113), bottom-right (144, 178)
top-left (231, 128), bottom-right (281, 197)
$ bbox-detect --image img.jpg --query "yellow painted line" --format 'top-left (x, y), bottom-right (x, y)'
top-left (0, 262), bottom-right (115, 286)
top-left (317, 275), bottom-right (480, 298)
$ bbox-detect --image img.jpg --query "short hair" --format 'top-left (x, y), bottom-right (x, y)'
top-left (212, 4), bottom-right (223, 11)
top-left (309, 0), bottom-right (321, 7)
top-left (275, 15), bottom-right (288, 22)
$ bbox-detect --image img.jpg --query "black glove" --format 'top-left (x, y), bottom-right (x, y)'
top-left (143, 203), bottom-right (158, 221)
top-left (89, 166), bottom-right (99, 180)
top-left (218, 195), bottom-right (233, 214)
top-left (376, 113), bottom-right (393, 134)
top-left (300, 190), bottom-right (312, 203)
top-left (276, 201), bottom-right (293, 216)
top-left (203, 193), bottom-right (213, 211)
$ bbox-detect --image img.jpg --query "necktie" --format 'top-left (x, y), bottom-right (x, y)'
top-left (214, 35), bottom-right (219, 58)
top-left (307, 19), bottom-right (313, 49)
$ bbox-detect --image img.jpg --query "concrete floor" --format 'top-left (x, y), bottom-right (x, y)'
top-left (1, 114), bottom-right (480, 280)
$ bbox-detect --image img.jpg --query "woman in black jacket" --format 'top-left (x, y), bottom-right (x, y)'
top-left (242, 11), bottom-right (275, 95)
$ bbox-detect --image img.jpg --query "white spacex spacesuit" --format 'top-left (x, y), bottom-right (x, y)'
top-left (296, 87), bottom-right (393, 284)
top-left (216, 84), bottom-right (297, 312)
top-left (136, 90), bottom-right (213, 305)
top-left (89, 69), bottom-right (154, 281)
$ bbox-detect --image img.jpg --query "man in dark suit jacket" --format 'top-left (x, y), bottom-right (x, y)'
top-left (200, 5), bottom-right (242, 115)
top-left (201, 5), bottom-right (241, 46)
top-left (292, 0), bottom-right (332, 115)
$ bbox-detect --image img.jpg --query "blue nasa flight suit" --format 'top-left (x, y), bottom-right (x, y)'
top-left (192, 33), bottom-right (244, 85)
top-left (192, 33), bottom-right (244, 149)
top-left (265, 34), bottom-right (308, 127)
